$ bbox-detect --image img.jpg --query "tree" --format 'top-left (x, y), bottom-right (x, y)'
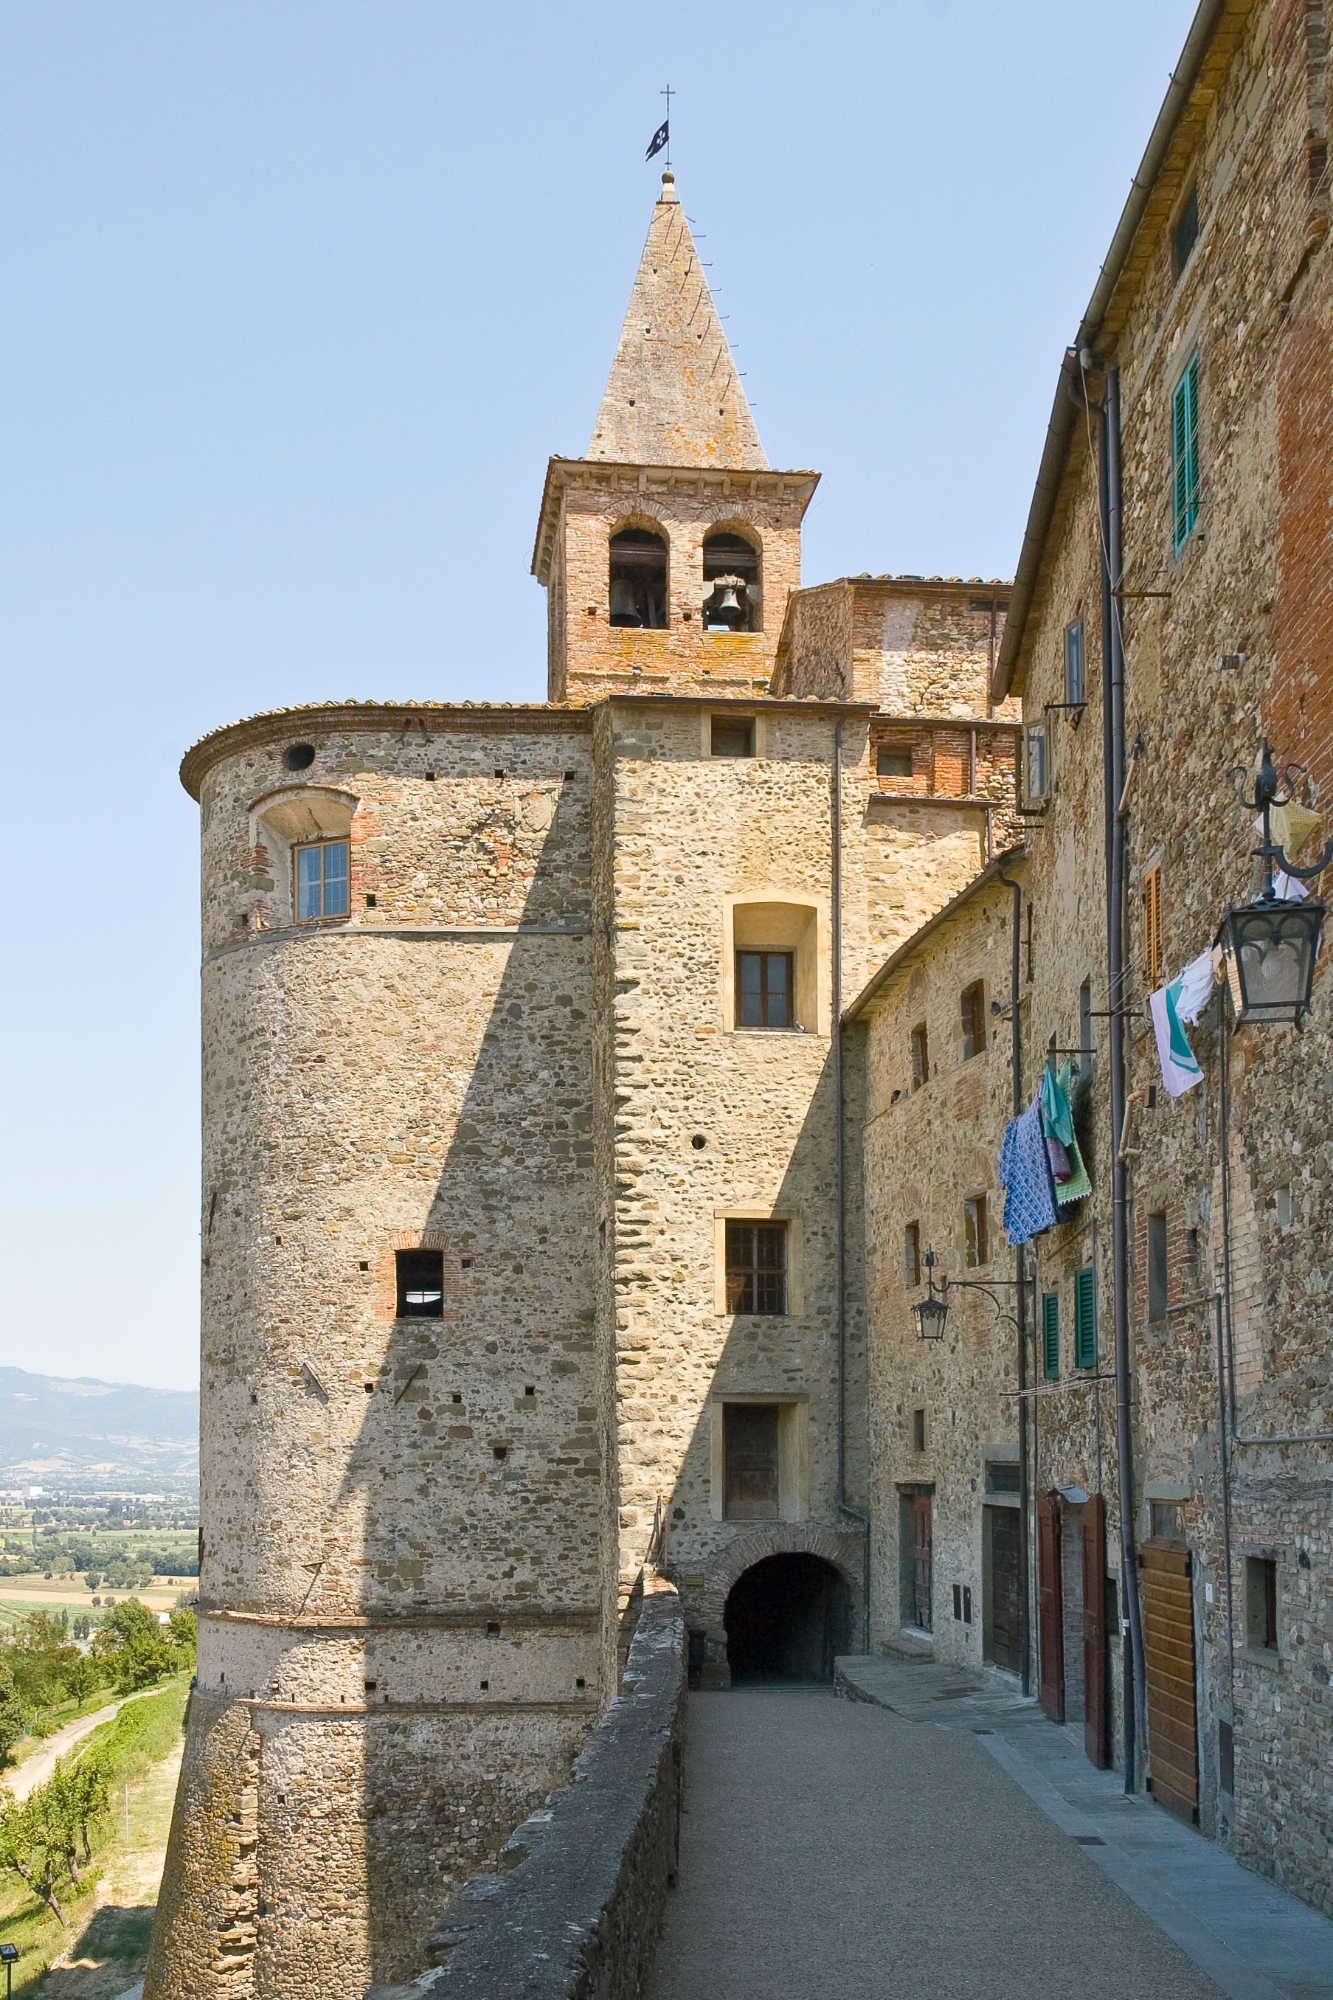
top-left (168, 1607), bottom-right (197, 1666)
top-left (0, 1790), bottom-right (70, 1925)
top-left (0, 1656), bottom-right (24, 1766)
top-left (92, 1600), bottom-right (174, 1691)
top-left (46, 1755), bottom-right (109, 1883)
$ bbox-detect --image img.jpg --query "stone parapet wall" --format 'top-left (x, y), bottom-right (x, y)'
top-left (402, 1574), bottom-right (685, 2000)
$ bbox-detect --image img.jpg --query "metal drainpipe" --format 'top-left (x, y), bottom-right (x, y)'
top-left (832, 720), bottom-right (871, 1652)
top-left (1100, 360), bottom-right (1148, 1791)
top-left (998, 866), bottom-right (1031, 1695)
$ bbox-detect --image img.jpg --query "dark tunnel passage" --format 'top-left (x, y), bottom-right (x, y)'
top-left (724, 1553), bottom-right (852, 1684)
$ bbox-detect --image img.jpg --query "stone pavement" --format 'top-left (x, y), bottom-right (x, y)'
top-left (649, 1686), bottom-right (1233, 2000)
top-left (836, 1655), bottom-right (1333, 2000)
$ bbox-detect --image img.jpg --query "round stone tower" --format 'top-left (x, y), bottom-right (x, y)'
top-left (145, 702), bottom-right (610, 2000)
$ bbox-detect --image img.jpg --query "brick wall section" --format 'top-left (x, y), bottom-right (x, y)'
top-left (538, 468), bottom-right (811, 705)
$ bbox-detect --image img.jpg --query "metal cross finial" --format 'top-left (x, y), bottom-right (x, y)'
top-left (661, 84), bottom-right (673, 168)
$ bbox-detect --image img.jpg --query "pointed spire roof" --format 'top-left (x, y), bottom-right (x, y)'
top-left (588, 172), bottom-right (767, 470)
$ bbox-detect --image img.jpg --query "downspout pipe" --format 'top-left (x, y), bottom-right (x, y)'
top-left (1097, 361), bottom-right (1148, 1791)
top-left (832, 721), bottom-right (871, 1652)
top-left (998, 866), bottom-right (1031, 1696)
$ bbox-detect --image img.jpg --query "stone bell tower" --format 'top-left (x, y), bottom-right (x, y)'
top-left (533, 169), bottom-right (819, 705)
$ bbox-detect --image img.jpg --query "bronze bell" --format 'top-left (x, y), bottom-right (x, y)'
top-left (609, 578), bottom-right (640, 626)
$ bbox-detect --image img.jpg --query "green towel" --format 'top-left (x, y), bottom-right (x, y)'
top-left (1052, 1060), bottom-right (1092, 1204)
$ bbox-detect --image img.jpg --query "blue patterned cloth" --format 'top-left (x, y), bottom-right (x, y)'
top-left (1000, 1097), bottom-right (1058, 1246)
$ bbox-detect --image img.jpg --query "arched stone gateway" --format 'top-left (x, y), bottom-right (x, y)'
top-left (679, 1527), bottom-right (858, 1688)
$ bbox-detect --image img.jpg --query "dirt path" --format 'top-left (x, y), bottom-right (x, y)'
top-left (4, 1690), bottom-right (154, 1803)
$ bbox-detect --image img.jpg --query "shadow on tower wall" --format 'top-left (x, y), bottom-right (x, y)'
top-left (147, 744), bottom-right (614, 2000)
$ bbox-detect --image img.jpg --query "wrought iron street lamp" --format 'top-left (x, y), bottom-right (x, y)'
top-left (912, 1250), bottom-right (950, 1342)
top-left (1221, 741), bottom-right (1333, 1026)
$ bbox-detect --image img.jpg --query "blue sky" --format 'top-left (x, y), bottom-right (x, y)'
top-left (0, 1), bottom-right (1198, 1389)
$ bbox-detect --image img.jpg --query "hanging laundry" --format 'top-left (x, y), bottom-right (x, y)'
top-left (1174, 947), bottom-right (1219, 1025)
top-left (1039, 1064), bottom-right (1073, 1182)
top-left (1271, 799), bottom-right (1322, 864)
top-left (1000, 1096), bottom-right (1057, 1246)
top-left (1149, 947), bottom-right (1216, 1096)
top-left (1274, 869), bottom-right (1310, 903)
top-left (1041, 1064), bottom-right (1074, 1146)
top-left (1052, 1060), bottom-right (1093, 1204)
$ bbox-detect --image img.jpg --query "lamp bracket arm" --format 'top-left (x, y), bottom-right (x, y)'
top-left (1269, 837), bottom-right (1333, 881)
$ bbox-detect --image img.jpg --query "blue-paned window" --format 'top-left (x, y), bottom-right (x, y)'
top-left (296, 840), bottom-right (350, 920)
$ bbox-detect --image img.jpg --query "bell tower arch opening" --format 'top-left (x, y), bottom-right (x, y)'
top-left (609, 526), bottom-right (669, 629)
top-left (723, 1552), bottom-right (851, 1683)
top-left (703, 529), bottom-right (762, 631)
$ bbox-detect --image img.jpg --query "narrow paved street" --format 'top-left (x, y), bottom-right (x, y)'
top-left (649, 1688), bottom-right (1232, 2000)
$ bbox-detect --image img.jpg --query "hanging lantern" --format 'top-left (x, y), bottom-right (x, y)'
top-left (1221, 738), bottom-right (1333, 1025)
top-left (912, 1250), bottom-right (950, 1342)
top-left (1221, 899), bottom-right (1324, 1025)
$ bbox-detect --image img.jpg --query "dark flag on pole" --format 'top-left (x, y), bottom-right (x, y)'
top-left (646, 119), bottom-right (669, 161)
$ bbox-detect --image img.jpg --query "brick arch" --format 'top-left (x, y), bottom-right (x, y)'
top-left (607, 508), bottom-right (670, 543)
top-left (688, 1524), bottom-right (853, 1630)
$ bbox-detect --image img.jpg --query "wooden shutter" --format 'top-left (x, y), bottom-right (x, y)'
top-left (1143, 864), bottom-right (1163, 989)
top-left (1142, 1542), bottom-right (1199, 1822)
top-left (1074, 1266), bottom-right (1097, 1369)
top-left (1037, 1490), bottom-right (1065, 1722)
top-left (1082, 1494), bottom-right (1109, 1768)
top-left (723, 1403), bottom-right (780, 1521)
top-left (1172, 355), bottom-right (1200, 552)
top-left (1042, 1291), bottom-right (1060, 1380)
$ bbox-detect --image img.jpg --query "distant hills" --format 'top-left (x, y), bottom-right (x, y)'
top-left (0, 1367), bottom-right (198, 1494)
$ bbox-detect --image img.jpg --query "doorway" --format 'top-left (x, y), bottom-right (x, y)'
top-left (898, 1488), bottom-right (933, 1631)
top-left (983, 1504), bottom-right (1023, 1674)
top-left (724, 1554), bottom-right (851, 1683)
top-left (1142, 1537), bottom-right (1198, 1820)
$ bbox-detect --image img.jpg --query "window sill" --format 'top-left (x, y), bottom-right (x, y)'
top-left (729, 1027), bottom-right (822, 1039)
top-left (1240, 1643), bottom-right (1280, 1669)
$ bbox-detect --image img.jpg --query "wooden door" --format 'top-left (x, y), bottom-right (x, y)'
top-left (1082, 1494), bottom-right (1109, 1768)
top-left (723, 1404), bottom-right (780, 1521)
top-left (1037, 1490), bottom-right (1065, 1721)
top-left (912, 1493), bottom-right (933, 1630)
top-left (985, 1505), bottom-right (1023, 1675)
top-left (1142, 1541), bottom-right (1198, 1822)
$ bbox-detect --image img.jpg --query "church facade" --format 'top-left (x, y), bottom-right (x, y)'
top-left (146, 168), bottom-right (1018, 2000)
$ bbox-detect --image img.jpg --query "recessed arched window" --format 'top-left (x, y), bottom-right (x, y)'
top-left (609, 528), bottom-right (668, 629)
top-left (703, 531), bottom-right (762, 632)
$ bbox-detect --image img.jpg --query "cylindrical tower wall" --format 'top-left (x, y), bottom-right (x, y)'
top-left (148, 710), bottom-right (611, 2000)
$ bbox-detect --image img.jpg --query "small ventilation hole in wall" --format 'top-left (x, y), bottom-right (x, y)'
top-left (283, 744), bottom-right (316, 771)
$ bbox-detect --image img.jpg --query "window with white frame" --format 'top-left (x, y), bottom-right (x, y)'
top-left (296, 840), bottom-right (349, 920)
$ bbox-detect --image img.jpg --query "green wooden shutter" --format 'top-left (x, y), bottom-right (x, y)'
top-left (1074, 1265), bottom-right (1098, 1369)
top-left (1172, 354), bottom-right (1200, 552)
top-left (1042, 1292), bottom-right (1060, 1380)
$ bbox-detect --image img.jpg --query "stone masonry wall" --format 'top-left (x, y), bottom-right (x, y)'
top-left (773, 577), bottom-right (1020, 720)
top-left (155, 707), bottom-right (616, 2000)
top-left (412, 1574), bottom-right (685, 2000)
top-left (854, 872), bottom-right (1029, 1671)
top-left (591, 697), bottom-right (1006, 1673)
top-left (1004, 0), bottom-right (1333, 1911)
